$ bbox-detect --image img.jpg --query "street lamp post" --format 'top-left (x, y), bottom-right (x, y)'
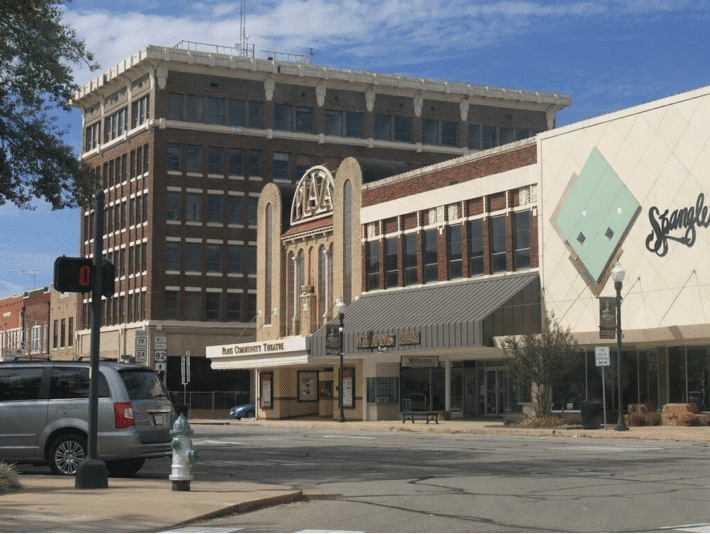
top-left (611, 262), bottom-right (628, 431)
top-left (336, 299), bottom-right (346, 423)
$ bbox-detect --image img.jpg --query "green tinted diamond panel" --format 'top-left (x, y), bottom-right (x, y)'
top-left (554, 148), bottom-right (640, 282)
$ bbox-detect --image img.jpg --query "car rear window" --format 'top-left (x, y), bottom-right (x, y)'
top-left (119, 370), bottom-right (169, 400)
top-left (0, 367), bottom-right (43, 401)
top-left (50, 367), bottom-right (110, 399)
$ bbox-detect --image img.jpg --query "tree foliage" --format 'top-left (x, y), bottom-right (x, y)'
top-left (503, 311), bottom-right (582, 417)
top-left (0, 0), bottom-right (99, 209)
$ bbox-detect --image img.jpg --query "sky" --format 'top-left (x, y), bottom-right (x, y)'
top-left (1, 0), bottom-right (710, 298)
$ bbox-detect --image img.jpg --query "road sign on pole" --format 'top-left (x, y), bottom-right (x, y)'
top-left (595, 346), bottom-right (611, 367)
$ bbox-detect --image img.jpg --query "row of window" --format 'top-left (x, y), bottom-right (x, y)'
top-left (168, 143), bottom-right (262, 177)
top-left (366, 211), bottom-right (531, 290)
top-left (164, 291), bottom-right (257, 322)
top-left (52, 318), bottom-right (74, 350)
top-left (166, 191), bottom-right (258, 226)
top-left (96, 144), bottom-right (150, 189)
top-left (165, 92), bottom-right (536, 150)
top-left (83, 291), bottom-right (146, 329)
top-left (85, 96), bottom-right (150, 151)
top-left (83, 194), bottom-right (148, 242)
top-left (0, 366), bottom-right (110, 402)
top-left (168, 93), bottom-right (263, 128)
top-left (105, 242), bottom-right (147, 279)
top-left (165, 242), bottom-right (257, 275)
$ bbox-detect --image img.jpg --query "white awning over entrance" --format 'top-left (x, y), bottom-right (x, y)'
top-left (207, 336), bottom-right (309, 370)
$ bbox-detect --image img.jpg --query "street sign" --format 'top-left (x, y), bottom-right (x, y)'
top-left (154, 349), bottom-right (167, 363)
top-left (135, 331), bottom-right (147, 350)
top-left (154, 336), bottom-right (167, 350)
top-left (181, 352), bottom-right (191, 385)
top-left (135, 349), bottom-right (147, 365)
top-left (595, 346), bottom-right (611, 367)
top-left (155, 362), bottom-right (166, 373)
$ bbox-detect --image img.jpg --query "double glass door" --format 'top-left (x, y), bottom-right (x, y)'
top-left (485, 368), bottom-right (508, 415)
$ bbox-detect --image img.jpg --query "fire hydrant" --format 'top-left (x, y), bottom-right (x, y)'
top-left (169, 414), bottom-right (201, 491)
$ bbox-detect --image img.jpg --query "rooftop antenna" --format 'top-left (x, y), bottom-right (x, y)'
top-left (239, 0), bottom-right (249, 57)
top-left (19, 269), bottom-right (47, 290)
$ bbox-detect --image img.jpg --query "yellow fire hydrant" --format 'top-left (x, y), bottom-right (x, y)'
top-left (169, 414), bottom-right (201, 491)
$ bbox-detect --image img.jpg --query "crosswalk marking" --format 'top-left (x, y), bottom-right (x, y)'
top-left (162, 527), bottom-right (243, 533)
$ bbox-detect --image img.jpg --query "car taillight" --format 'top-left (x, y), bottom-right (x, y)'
top-left (114, 402), bottom-right (134, 429)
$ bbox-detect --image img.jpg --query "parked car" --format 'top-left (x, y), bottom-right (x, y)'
top-left (229, 403), bottom-right (255, 419)
top-left (0, 360), bottom-right (176, 477)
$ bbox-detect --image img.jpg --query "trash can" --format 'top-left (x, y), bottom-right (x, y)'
top-left (580, 400), bottom-right (603, 429)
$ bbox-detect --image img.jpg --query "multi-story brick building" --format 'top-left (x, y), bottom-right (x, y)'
top-left (0, 288), bottom-right (52, 360)
top-left (210, 84), bottom-right (710, 422)
top-left (73, 42), bottom-right (570, 394)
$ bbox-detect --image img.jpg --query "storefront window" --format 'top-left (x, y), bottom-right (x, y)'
top-left (686, 347), bottom-right (710, 410)
top-left (400, 366), bottom-right (445, 412)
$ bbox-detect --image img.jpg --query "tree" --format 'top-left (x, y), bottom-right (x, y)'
top-left (503, 311), bottom-right (582, 417)
top-left (0, 0), bottom-right (100, 210)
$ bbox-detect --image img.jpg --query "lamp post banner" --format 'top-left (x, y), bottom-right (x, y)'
top-left (599, 297), bottom-right (617, 339)
top-left (326, 324), bottom-right (340, 355)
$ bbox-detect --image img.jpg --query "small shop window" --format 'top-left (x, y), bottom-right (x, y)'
top-left (367, 377), bottom-right (399, 404)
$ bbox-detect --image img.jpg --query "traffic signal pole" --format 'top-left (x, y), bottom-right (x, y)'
top-left (75, 190), bottom-right (108, 489)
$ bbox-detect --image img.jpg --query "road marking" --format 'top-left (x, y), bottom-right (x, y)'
top-left (549, 445), bottom-right (666, 452)
top-left (659, 524), bottom-right (710, 532)
top-left (193, 439), bottom-right (244, 446)
top-left (322, 435), bottom-right (375, 439)
top-left (159, 527), bottom-right (242, 534)
top-left (201, 459), bottom-right (319, 467)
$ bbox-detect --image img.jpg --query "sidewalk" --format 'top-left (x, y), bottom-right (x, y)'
top-left (2, 418), bottom-right (708, 533)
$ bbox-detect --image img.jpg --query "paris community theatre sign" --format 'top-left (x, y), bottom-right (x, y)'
top-left (646, 193), bottom-right (710, 257)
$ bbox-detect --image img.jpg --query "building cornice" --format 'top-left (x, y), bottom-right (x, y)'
top-left (73, 45), bottom-right (572, 113)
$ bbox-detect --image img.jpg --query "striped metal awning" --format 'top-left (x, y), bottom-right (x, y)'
top-left (311, 272), bottom-right (540, 357)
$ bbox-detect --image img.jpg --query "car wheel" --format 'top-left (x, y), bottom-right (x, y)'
top-left (106, 458), bottom-right (146, 477)
top-left (49, 433), bottom-right (87, 476)
top-left (245, 410), bottom-right (255, 419)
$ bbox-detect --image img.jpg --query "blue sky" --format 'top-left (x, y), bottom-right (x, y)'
top-left (1, 0), bottom-right (709, 298)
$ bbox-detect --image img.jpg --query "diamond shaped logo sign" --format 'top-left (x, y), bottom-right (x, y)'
top-left (551, 148), bottom-right (641, 296)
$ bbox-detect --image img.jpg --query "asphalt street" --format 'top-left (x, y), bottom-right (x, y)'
top-left (154, 424), bottom-right (710, 533)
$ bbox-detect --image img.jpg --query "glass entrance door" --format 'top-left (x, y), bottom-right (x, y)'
top-left (485, 368), bottom-right (508, 415)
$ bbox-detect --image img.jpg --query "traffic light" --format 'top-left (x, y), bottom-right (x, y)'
top-left (101, 260), bottom-right (115, 298)
top-left (54, 256), bottom-right (94, 293)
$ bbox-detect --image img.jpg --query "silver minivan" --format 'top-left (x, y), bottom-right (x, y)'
top-left (0, 361), bottom-right (175, 477)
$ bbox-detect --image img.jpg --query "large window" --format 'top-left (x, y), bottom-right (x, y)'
top-left (374, 114), bottom-right (391, 140)
top-left (167, 144), bottom-right (181, 172)
top-left (206, 293), bottom-right (221, 321)
top-left (227, 99), bottom-right (245, 126)
top-left (274, 103), bottom-right (291, 131)
top-left (422, 119), bottom-right (438, 145)
top-left (248, 149), bottom-right (262, 178)
top-left (104, 108), bottom-right (126, 142)
top-left (404, 233), bottom-right (418, 286)
top-left (423, 229), bottom-right (438, 283)
top-left (346, 111), bottom-right (363, 138)
top-left (166, 192), bottom-right (180, 221)
top-left (228, 149), bottom-right (244, 176)
top-left (207, 147), bottom-right (223, 175)
top-left (207, 195), bottom-right (222, 223)
top-left (227, 294), bottom-right (241, 321)
top-left (448, 225), bottom-right (462, 279)
top-left (325, 110), bottom-right (343, 136)
top-left (469, 219), bottom-right (484, 276)
top-left (228, 196), bottom-right (243, 225)
top-left (207, 245), bottom-right (222, 272)
top-left (385, 238), bottom-right (398, 288)
top-left (205, 97), bottom-right (224, 125)
top-left (514, 211), bottom-right (531, 269)
top-left (265, 204), bottom-right (273, 322)
top-left (186, 95), bottom-right (204, 122)
top-left (295, 107), bottom-right (314, 133)
top-left (273, 153), bottom-right (290, 180)
top-left (393, 116), bottom-right (412, 142)
top-left (166, 242), bottom-right (179, 271)
top-left (185, 194), bottom-right (201, 222)
top-left (366, 241), bottom-right (380, 291)
top-left (132, 96), bottom-right (149, 128)
top-left (184, 292), bottom-right (201, 321)
top-left (490, 216), bottom-right (507, 273)
top-left (227, 245), bottom-right (242, 274)
top-left (186, 145), bottom-right (203, 174)
top-left (184, 243), bottom-right (201, 272)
